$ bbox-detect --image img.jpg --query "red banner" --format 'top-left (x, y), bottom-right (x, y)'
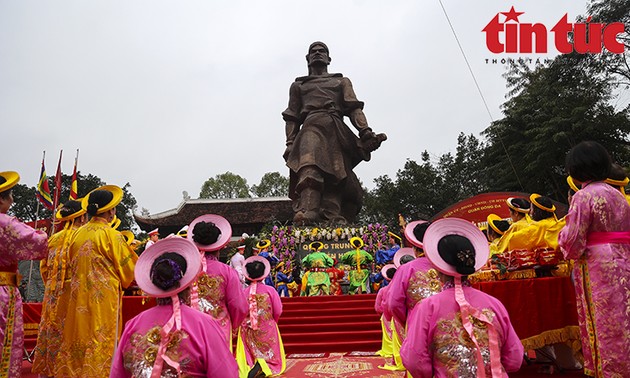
top-left (25, 218), bottom-right (53, 235)
top-left (431, 192), bottom-right (530, 224)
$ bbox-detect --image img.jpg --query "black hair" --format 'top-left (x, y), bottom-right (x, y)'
top-left (566, 141), bottom-right (612, 183)
top-left (385, 267), bottom-right (397, 280)
top-left (245, 261), bottom-right (266, 280)
top-left (0, 176), bottom-right (11, 199)
top-left (400, 254), bottom-right (415, 265)
top-left (150, 252), bottom-right (188, 291)
top-left (531, 196), bottom-right (555, 221)
top-left (412, 222), bottom-right (431, 244)
top-left (192, 221), bottom-right (221, 246)
top-left (437, 234), bottom-right (476, 276)
top-left (488, 220), bottom-right (510, 239)
top-left (86, 190), bottom-right (114, 216)
top-left (59, 200), bottom-right (83, 218)
top-left (609, 163), bottom-right (628, 182)
top-left (509, 198), bottom-right (530, 212)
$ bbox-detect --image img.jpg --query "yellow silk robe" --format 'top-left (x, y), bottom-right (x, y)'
top-left (507, 217), bottom-right (566, 251)
top-left (32, 226), bottom-right (79, 376)
top-left (54, 217), bottom-right (137, 377)
top-left (496, 216), bottom-right (532, 254)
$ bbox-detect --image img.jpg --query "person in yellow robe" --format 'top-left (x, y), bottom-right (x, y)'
top-left (507, 193), bottom-right (565, 251)
top-left (496, 197), bottom-right (531, 254)
top-left (486, 214), bottom-right (510, 257)
top-left (53, 185), bottom-right (138, 377)
top-left (32, 199), bottom-right (88, 376)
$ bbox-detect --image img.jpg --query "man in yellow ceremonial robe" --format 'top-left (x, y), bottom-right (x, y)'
top-left (54, 185), bottom-right (137, 377)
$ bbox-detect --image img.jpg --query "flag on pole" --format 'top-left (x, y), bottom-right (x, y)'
top-left (36, 158), bottom-right (53, 210)
top-left (53, 150), bottom-right (63, 210)
top-left (69, 152), bottom-right (78, 200)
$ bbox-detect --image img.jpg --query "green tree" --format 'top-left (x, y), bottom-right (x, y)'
top-left (9, 184), bottom-right (48, 222)
top-left (437, 133), bottom-right (488, 202)
top-left (586, 0), bottom-right (630, 86)
top-left (361, 133), bottom-right (490, 224)
top-left (361, 152), bottom-right (445, 223)
top-left (250, 172), bottom-right (289, 197)
top-left (483, 53), bottom-right (630, 201)
top-left (199, 172), bottom-right (251, 199)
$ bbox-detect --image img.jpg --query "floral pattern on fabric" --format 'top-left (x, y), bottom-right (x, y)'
top-left (197, 273), bottom-right (227, 323)
top-left (0, 213), bottom-right (48, 377)
top-left (33, 228), bottom-right (78, 375)
top-left (406, 268), bottom-right (442, 310)
top-left (236, 283), bottom-right (285, 375)
top-left (432, 309), bottom-right (500, 378)
top-left (559, 182), bottom-right (630, 377)
top-left (54, 218), bottom-right (137, 377)
top-left (122, 326), bottom-right (191, 378)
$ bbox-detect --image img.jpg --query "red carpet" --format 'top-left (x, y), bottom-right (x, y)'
top-left (279, 294), bottom-right (382, 354)
top-left (23, 356), bottom-right (587, 377)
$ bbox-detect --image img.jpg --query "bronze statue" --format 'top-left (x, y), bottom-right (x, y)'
top-left (282, 41), bottom-right (387, 225)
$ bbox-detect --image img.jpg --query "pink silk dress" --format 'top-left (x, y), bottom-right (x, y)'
top-left (401, 286), bottom-right (524, 378)
top-left (194, 255), bottom-right (248, 349)
top-left (387, 257), bottom-right (443, 327)
top-left (235, 282), bottom-right (286, 377)
top-left (558, 182), bottom-right (630, 377)
top-left (375, 284), bottom-right (393, 357)
top-left (110, 304), bottom-right (238, 377)
top-left (0, 213), bottom-right (48, 377)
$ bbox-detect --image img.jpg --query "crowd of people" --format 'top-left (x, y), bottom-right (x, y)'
top-left (1, 141), bottom-right (629, 377)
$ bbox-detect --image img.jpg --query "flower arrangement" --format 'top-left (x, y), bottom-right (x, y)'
top-left (258, 223), bottom-right (390, 272)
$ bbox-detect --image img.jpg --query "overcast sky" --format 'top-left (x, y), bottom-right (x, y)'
top-left (1, 1), bottom-right (594, 215)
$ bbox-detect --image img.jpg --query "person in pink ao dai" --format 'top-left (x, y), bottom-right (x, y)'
top-left (401, 218), bottom-right (523, 377)
top-left (236, 256), bottom-right (286, 377)
top-left (110, 237), bottom-right (238, 377)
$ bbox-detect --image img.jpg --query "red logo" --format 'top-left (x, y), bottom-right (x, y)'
top-left (483, 6), bottom-right (625, 54)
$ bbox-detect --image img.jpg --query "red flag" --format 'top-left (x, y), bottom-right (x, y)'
top-left (36, 157), bottom-right (53, 210)
top-left (53, 150), bottom-right (63, 210)
top-left (69, 152), bottom-right (78, 200)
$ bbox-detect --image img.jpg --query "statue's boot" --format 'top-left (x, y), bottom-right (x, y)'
top-left (322, 190), bottom-right (347, 225)
top-left (293, 187), bottom-right (322, 225)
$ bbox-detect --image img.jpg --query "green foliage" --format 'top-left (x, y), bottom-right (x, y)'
top-left (250, 172), bottom-right (289, 197)
top-left (9, 184), bottom-right (45, 222)
top-left (586, 0), bottom-right (630, 86)
top-left (483, 53), bottom-right (630, 201)
top-left (199, 171), bottom-right (251, 199)
top-left (360, 134), bottom-right (487, 222)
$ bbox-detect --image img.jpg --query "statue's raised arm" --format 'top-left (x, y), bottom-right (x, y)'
top-left (282, 41), bottom-right (387, 226)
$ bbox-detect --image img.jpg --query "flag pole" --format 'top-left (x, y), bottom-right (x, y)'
top-left (33, 151), bottom-right (45, 230)
top-left (27, 151), bottom-right (47, 303)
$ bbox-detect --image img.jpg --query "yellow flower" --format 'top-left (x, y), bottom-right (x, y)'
top-left (146, 327), bottom-right (161, 344)
top-left (311, 228), bottom-right (319, 236)
top-left (144, 346), bottom-right (158, 363)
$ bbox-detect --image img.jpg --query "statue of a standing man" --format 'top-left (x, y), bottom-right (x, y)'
top-left (282, 42), bottom-right (387, 225)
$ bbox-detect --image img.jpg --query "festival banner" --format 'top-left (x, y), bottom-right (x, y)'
top-left (36, 155), bottom-right (53, 210)
top-left (69, 149), bottom-right (79, 200)
top-left (431, 192), bottom-right (530, 225)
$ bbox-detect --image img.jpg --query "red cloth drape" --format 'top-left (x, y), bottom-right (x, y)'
top-left (472, 276), bottom-right (578, 340)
